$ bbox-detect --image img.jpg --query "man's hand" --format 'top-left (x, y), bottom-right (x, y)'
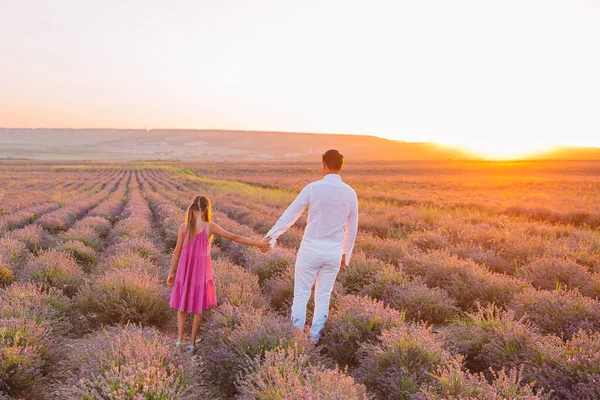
top-left (340, 254), bottom-right (347, 269)
top-left (261, 236), bottom-right (271, 243)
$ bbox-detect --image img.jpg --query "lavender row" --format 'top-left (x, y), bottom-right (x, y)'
top-left (0, 170), bottom-right (122, 232)
top-left (35, 172), bottom-right (125, 232)
top-left (0, 168), bottom-right (116, 215)
top-left (76, 172), bottom-right (169, 327)
top-left (0, 172), bottom-right (126, 294)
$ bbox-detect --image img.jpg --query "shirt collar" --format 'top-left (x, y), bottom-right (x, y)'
top-left (323, 174), bottom-right (342, 181)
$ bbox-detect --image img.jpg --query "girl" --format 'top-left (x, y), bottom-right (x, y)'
top-left (167, 195), bottom-right (269, 352)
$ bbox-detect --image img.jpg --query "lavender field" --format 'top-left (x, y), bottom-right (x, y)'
top-left (1, 160), bottom-right (600, 399)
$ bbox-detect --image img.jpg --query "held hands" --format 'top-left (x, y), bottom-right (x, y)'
top-left (258, 236), bottom-right (272, 253)
top-left (257, 241), bottom-right (271, 252)
top-left (167, 273), bottom-right (174, 287)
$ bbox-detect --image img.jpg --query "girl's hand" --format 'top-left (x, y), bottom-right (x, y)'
top-left (167, 273), bottom-right (174, 287)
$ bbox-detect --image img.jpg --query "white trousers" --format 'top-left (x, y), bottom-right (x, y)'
top-left (291, 246), bottom-right (341, 341)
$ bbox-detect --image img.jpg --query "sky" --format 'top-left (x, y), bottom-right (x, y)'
top-left (1, 0), bottom-right (599, 158)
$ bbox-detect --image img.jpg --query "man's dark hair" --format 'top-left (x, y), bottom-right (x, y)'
top-left (322, 149), bottom-right (344, 171)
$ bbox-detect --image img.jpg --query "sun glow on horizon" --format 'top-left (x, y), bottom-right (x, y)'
top-left (450, 141), bottom-right (560, 160)
top-left (375, 131), bottom-right (575, 160)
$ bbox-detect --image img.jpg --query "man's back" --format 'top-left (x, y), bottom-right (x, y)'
top-left (302, 174), bottom-right (357, 251)
top-left (264, 173), bottom-right (358, 263)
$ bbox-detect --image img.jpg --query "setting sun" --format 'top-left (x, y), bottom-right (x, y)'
top-left (446, 141), bottom-right (559, 160)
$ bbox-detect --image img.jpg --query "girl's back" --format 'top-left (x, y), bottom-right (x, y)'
top-left (167, 194), bottom-right (269, 351)
top-left (182, 221), bottom-right (210, 255)
top-left (170, 222), bottom-right (216, 314)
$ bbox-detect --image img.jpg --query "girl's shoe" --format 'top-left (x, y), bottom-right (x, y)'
top-left (187, 345), bottom-right (197, 354)
top-left (175, 341), bottom-right (182, 348)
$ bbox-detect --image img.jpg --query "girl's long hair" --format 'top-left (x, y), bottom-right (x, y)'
top-left (184, 195), bottom-right (212, 241)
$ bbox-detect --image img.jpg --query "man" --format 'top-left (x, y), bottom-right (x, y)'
top-left (263, 149), bottom-right (359, 341)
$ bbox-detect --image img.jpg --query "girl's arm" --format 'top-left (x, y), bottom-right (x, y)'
top-left (167, 224), bottom-right (186, 286)
top-left (209, 222), bottom-right (270, 249)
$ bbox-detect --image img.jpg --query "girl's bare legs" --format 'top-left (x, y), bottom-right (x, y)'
top-left (190, 312), bottom-right (202, 348)
top-left (177, 311), bottom-right (186, 343)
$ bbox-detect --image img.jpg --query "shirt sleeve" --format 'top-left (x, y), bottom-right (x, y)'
top-left (342, 192), bottom-right (359, 265)
top-left (265, 184), bottom-right (311, 241)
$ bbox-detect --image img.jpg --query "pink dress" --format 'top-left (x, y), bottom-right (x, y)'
top-left (170, 226), bottom-right (217, 313)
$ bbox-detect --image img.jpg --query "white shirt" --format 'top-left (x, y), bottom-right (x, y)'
top-left (265, 174), bottom-right (359, 264)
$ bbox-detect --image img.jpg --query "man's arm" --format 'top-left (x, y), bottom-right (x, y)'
top-left (341, 193), bottom-right (359, 266)
top-left (263, 184), bottom-right (311, 243)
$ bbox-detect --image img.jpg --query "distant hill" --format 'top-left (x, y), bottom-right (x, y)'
top-left (0, 128), bottom-right (598, 161)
